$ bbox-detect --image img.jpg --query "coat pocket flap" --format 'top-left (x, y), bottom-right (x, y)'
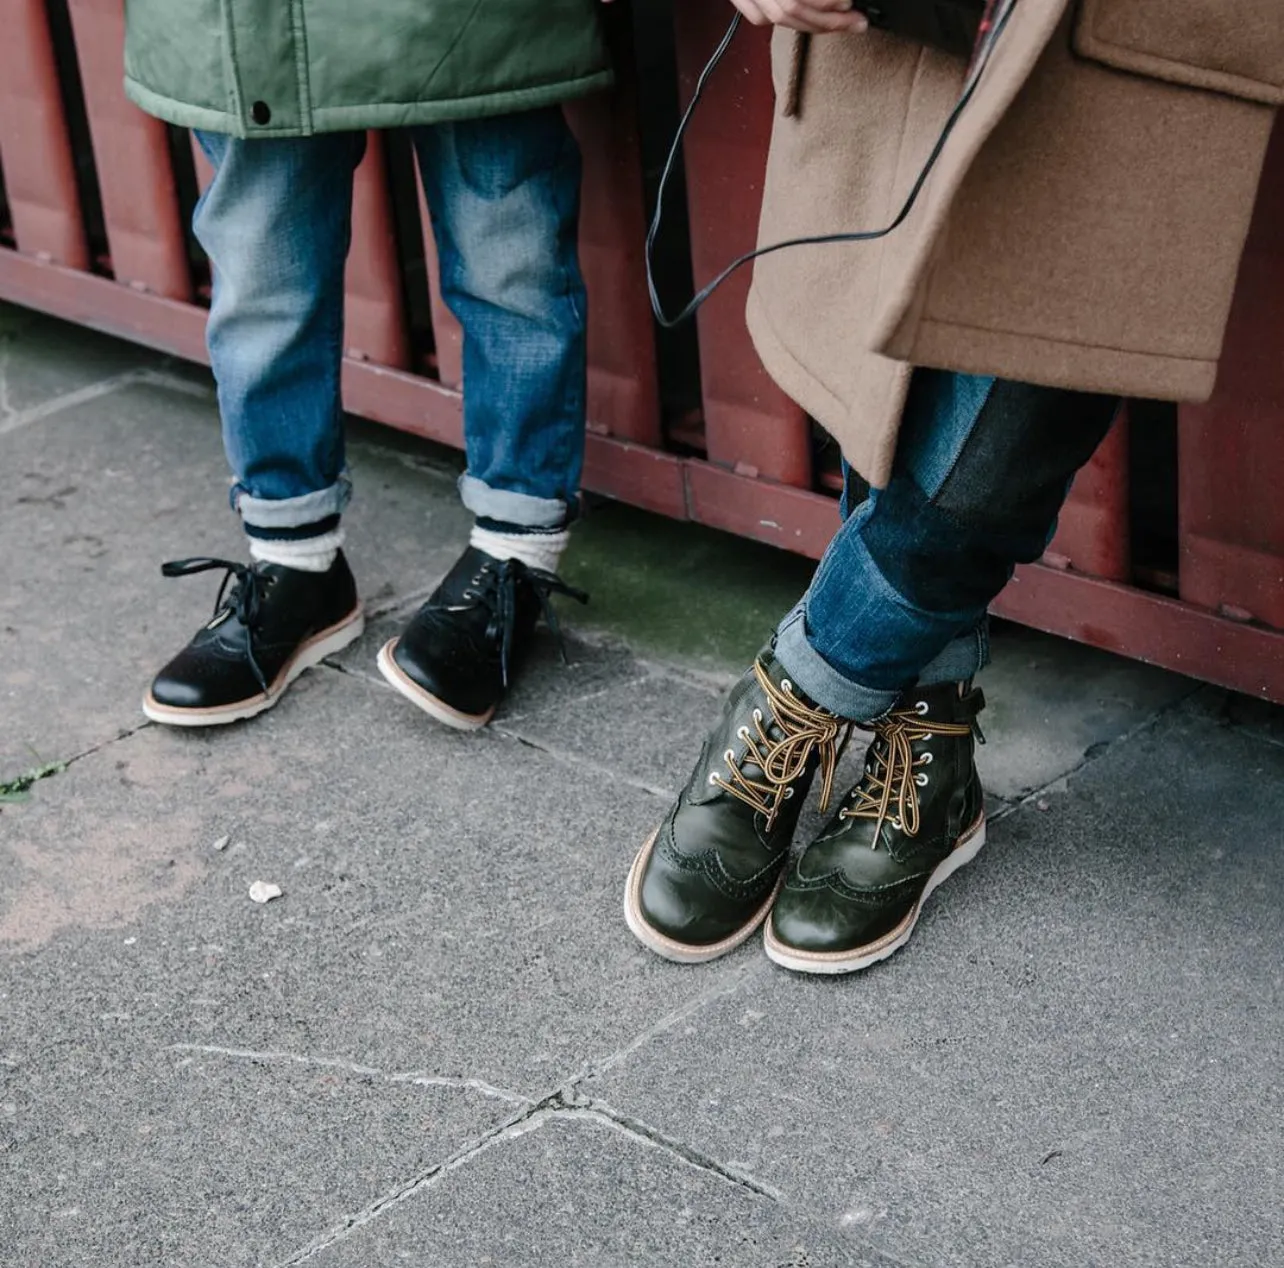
top-left (1073, 0), bottom-right (1284, 106)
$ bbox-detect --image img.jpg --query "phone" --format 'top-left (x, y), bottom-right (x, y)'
top-left (853, 0), bottom-right (988, 58)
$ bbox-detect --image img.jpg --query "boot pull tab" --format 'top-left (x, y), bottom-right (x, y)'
top-left (958, 686), bottom-right (987, 744)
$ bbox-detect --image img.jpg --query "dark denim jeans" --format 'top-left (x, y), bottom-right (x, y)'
top-left (193, 108), bottom-right (587, 541)
top-left (776, 371), bottom-right (1120, 720)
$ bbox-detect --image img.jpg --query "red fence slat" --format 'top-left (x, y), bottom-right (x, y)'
top-left (565, 13), bottom-right (661, 446)
top-left (672, 0), bottom-right (812, 487)
top-left (65, 0), bottom-right (190, 299)
top-left (1178, 118), bottom-right (1284, 630)
top-left (0, 0), bottom-right (89, 269)
top-left (343, 133), bottom-right (411, 369)
top-left (416, 167), bottom-right (465, 389)
top-left (6, 14), bottom-right (1284, 705)
top-left (1044, 406), bottom-right (1131, 581)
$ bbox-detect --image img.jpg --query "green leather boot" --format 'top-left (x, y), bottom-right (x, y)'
top-left (625, 650), bottom-right (852, 963)
top-left (765, 681), bottom-right (987, 975)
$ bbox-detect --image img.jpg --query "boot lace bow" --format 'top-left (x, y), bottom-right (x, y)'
top-left (712, 660), bottom-right (851, 830)
top-left (456, 558), bottom-right (588, 686)
top-left (839, 701), bottom-right (973, 845)
top-left (161, 556), bottom-right (274, 693)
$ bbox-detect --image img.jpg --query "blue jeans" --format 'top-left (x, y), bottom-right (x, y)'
top-left (776, 372), bottom-right (1121, 721)
top-left (192, 109), bottom-right (587, 544)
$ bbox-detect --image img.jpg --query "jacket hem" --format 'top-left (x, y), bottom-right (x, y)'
top-left (747, 286), bottom-right (909, 488)
top-left (125, 71), bottom-right (614, 139)
top-left (125, 80), bottom-right (238, 135)
top-left (897, 318), bottom-right (1219, 403)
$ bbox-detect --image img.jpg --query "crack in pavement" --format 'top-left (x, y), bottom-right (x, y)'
top-left (572, 958), bottom-right (767, 1084)
top-left (556, 1090), bottom-right (784, 1200)
top-left (317, 657), bottom-right (678, 802)
top-left (1, 720), bottom-right (152, 804)
top-left (0, 368), bottom-right (152, 439)
top-left (261, 963), bottom-right (782, 1264)
top-left (272, 1096), bottom-right (555, 1265)
top-left (988, 682), bottom-right (1205, 824)
top-left (271, 1086), bottom-right (783, 1267)
top-left (490, 725), bottom-right (674, 802)
top-left (0, 363), bottom-right (214, 441)
top-left (167, 1043), bottom-right (533, 1108)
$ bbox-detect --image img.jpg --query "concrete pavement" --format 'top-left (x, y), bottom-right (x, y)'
top-left (2, 304), bottom-right (1281, 1267)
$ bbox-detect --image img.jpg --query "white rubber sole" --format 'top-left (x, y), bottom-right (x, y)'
top-left (623, 827), bottom-right (785, 965)
top-left (375, 638), bottom-right (493, 732)
top-left (142, 606), bottom-right (365, 728)
top-left (763, 814), bottom-right (987, 976)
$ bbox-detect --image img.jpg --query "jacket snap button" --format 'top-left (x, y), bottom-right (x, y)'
top-left (251, 101), bottom-right (272, 125)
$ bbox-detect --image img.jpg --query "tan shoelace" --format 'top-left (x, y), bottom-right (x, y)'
top-left (839, 703), bottom-right (973, 845)
top-left (712, 660), bottom-right (851, 831)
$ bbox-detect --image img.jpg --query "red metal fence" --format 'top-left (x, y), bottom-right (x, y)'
top-left (2, 0), bottom-right (1282, 702)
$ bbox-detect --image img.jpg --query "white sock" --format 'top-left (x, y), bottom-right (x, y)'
top-left (248, 527), bottom-right (345, 573)
top-left (470, 523), bottom-right (569, 575)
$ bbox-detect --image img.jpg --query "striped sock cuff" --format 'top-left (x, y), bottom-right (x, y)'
top-left (248, 526), bottom-right (345, 573)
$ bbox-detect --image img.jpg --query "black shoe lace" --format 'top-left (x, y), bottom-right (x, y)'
top-left (161, 556), bottom-right (273, 694)
top-left (462, 559), bottom-right (588, 687)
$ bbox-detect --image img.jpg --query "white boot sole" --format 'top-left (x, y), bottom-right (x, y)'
top-left (376, 638), bottom-right (494, 732)
top-left (142, 606), bottom-right (365, 728)
top-left (763, 814), bottom-right (987, 975)
top-left (623, 828), bottom-right (784, 965)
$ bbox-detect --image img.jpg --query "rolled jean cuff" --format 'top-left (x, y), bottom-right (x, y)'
top-left (773, 605), bottom-right (990, 723)
top-left (458, 474), bottom-right (568, 530)
top-left (773, 603), bottom-right (901, 723)
top-left (232, 474), bottom-right (353, 533)
top-left (917, 620), bottom-right (990, 688)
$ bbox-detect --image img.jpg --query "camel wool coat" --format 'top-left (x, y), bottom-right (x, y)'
top-left (745, 0), bottom-right (1283, 486)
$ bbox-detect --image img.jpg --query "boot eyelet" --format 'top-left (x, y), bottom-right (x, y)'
top-left (915, 701), bottom-right (929, 715)
top-left (724, 749), bottom-right (736, 764)
top-left (920, 752), bottom-right (934, 765)
top-left (708, 773), bottom-right (719, 786)
top-left (752, 709), bottom-right (763, 723)
top-left (781, 679), bottom-right (794, 693)
top-left (915, 773), bottom-right (929, 787)
top-left (783, 787), bottom-right (795, 799)
top-left (890, 816), bottom-right (903, 830)
top-left (737, 726), bottom-right (751, 742)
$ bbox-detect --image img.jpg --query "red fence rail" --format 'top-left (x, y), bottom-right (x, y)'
top-left (1, 0), bottom-right (1282, 703)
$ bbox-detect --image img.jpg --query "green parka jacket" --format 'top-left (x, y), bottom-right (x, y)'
top-left (122, 0), bottom-right (611, 138)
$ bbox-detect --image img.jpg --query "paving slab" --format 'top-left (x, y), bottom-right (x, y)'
top-left (973, 620), bottom-right (1195, 801)
top-left (0, 378), bottom-right (471, 783)
top-left (3, 1043), bottom-right (511, 1268)
top-left (495, 661), bottom-right (722, 796)
top-left (0, 667), bottom-right (749, 1088)
top-left (559, 500), bottom-right (815, 674)
top-left (333, 614), bottom-right (642, 720)
top-left (304, 1112), bottom-right (903, 1268)
top-left (5, 309), bottom-right (1281, 1268)
top-left (0, 377), bottom-right (239, 781)
top-left (1187, 684), bottom-right (1284, 752)
top-left (0, 304), bottom-right (152, 422)
top-left (338, 426), bottom-right (474, 615)
top-left (581, 701), bottom-right (1284, 1268)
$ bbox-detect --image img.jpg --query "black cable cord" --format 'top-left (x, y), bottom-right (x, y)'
top-left (646, 1), bottom-right (1019, 329)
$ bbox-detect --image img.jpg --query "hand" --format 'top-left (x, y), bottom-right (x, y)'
top-left (727, 0), bottom-right (869, 34)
